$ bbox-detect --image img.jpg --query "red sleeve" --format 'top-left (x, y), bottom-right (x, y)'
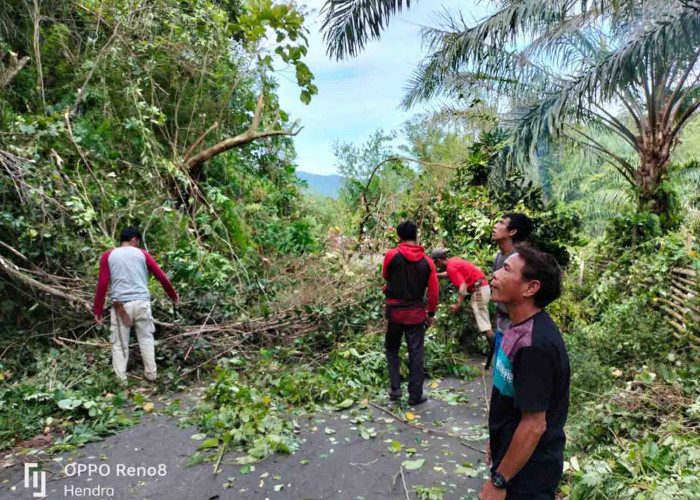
top-left (382, 248), bottom-right (399, 280)
top-left (141, 250), bottom-right (178, 301)
top-left (93, 251), bottom-right (112, 317)
top-left (426, 257), bottom-right (439, 314)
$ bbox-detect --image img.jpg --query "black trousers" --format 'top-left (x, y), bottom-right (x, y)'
top-left (385, 321), bottom-right (425, 399)
top-left (506, 489), bottom-right (556, 499)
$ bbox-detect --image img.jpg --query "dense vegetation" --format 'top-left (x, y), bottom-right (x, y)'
top-left (2, 1), bottom-right (699, 499)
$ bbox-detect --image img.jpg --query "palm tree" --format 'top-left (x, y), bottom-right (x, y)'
top-left (322, 0), bottom-right (700, 216)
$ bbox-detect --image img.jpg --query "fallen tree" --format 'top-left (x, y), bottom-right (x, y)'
top-left (0, 240), bottom-right (379, 374)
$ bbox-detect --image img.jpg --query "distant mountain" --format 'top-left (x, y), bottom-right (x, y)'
top-left (297, 171), bottom-right (345, 199)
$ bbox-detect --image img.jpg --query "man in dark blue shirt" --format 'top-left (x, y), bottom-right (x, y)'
top-left (479, 246), bottom-right (570, 500)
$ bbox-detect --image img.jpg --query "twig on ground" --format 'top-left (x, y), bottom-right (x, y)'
top-left (369, 401), bottom-right (486, 455)
top-left (460, 441), bottom-right (487, 454)
top-left (57, 336), bottom-right (109, 347)
top-left (392, 466), bottom-right (411, 500)
top-left (52, 337), bottom-right (75, 352)
top-left (213, 442), bottom-right (227, 474)
top-left (349, 457), bottom-right (379, 470)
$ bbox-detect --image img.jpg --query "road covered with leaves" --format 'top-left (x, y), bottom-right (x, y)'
top-left (1, 347), bottom-right (492, 500)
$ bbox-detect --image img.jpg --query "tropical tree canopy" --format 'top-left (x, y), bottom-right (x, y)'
top-left (322, 0), bottom-right (700, 217)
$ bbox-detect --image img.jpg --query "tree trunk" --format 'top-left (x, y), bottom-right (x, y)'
top-left (636, 135), bottom-right (672, 215)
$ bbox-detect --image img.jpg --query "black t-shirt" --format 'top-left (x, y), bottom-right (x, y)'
top-left (489, 310), bottom-right (570, 494)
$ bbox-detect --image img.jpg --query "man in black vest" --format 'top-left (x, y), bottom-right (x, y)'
top-left (382, 220), bottom-right (439, 405)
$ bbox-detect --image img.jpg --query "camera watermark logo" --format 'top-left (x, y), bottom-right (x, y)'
top-left (24, 462), bottom-right (46, 498)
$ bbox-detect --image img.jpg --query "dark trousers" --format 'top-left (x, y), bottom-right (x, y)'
top-left (385, 321), bottom-right (425, 399)
top-left (506, 489), bottom-right (556, 500)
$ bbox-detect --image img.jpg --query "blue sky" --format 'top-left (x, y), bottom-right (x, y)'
top-left (275, 0), bottom-right (489, 176)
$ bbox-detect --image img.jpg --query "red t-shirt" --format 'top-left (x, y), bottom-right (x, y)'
top-left (446, 257), bottom-right (487, 292)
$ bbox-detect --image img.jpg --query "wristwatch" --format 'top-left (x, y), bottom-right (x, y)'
top-left (491, 470), bottom-right (508, 489)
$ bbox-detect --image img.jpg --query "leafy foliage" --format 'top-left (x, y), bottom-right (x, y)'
top-left (421, 129), bottom-right (582, 268)
top-left (191, 282), bottom-right (479, 462)
top-left (549, 227), bottom-right (700, 498)
top-left (0, 349), bottom-right (137, 451)
top-left (0, 0), bottom-right (322, 333)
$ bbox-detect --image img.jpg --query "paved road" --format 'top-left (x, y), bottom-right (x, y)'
top-left (1, 372), bottom-right (491, 500)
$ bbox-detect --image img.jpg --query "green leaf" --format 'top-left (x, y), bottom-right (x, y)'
top-left (390, 440), bottom-right (403, 453)
top-left (199, 438), bottom-right (219, 450)
top-left (402, 458), bottom-right (425, 470)
top-left (455, 464), bottom-right (478, 477)
top-left (57, 398), bottom-right (82, 410)
top-left (191, 433), bottom-right (207, 441)
top-left (248, 446), bottom-right (267, 459)
top-left (336, 398), bottom-right (354, 410)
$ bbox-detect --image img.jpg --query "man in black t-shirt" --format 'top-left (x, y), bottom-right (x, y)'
top-left (478, 246), bottom-right (570, 500)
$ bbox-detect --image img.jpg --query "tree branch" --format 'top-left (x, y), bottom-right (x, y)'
top-left (70, 18), bottom-right (123, 117)
top-left (28, 0), bottom-right (46, 114)
top-left (63, 110), bottom-right (106, 198)
top-left (183, 121), bottom-right (219, 162)
top-left (0, 253), bottom-right (92, 314)
top-left (0, 52), bottom-right (30, 88)
top-left (186, 94), bottom-right (302, 171)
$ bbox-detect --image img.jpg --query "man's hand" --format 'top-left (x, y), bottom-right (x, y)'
top-left (94, 314), bottom-right (104, 325)
top-left (172, 295), bottom-right (180, 306)
top-left (425, 317), bottom-right (435, 328)
top-left (478, 480), bottom-right (506, 500)
top-left (450, 303), bottom-right (461, 314)
top-left (437, 271), bottom-right (448, 278)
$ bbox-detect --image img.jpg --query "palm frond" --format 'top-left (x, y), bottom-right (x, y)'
top-left (590, 188), bottom-right (634, 210)
top-left (510, 6), bottom-right (700, 162)
top-left (321, 0), bottom-right (412, 60)
top-left (402, 35), bottom-right (555, 107)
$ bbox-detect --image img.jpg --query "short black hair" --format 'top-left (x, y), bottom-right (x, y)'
top-left (504, 213), bottom-right (533, 243)
top-left (396, 220), bottom-right (418, 242)
top-left (516, 245), bottom-right (561, 308)
top-left (120, 226), bottom-right (142, 243)
top-left (430, 248), bottom-right (449, 261)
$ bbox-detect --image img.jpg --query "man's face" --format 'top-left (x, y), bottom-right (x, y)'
top-left (491, 217), bottom-right (513, 242)
top-left (129, 237), bottom-right (140, 247)
top-left (435, 258), bottom-right (447, 271)
top-left (491, 255), bottom-right (539, 304)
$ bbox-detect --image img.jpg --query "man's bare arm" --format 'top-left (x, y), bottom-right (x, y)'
top-left (496, 411), bottom-right (547, 481)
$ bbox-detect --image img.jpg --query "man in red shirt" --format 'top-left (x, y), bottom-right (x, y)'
top-left (431, 249), bottom-right (494, 343)
top-left (383, 220), bottom-right (439, 405)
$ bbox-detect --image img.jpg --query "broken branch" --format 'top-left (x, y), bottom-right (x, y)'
top-left (0, 52), bottom-right (30, 88)
top-left (186, 94), bottom-right (302, 171)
